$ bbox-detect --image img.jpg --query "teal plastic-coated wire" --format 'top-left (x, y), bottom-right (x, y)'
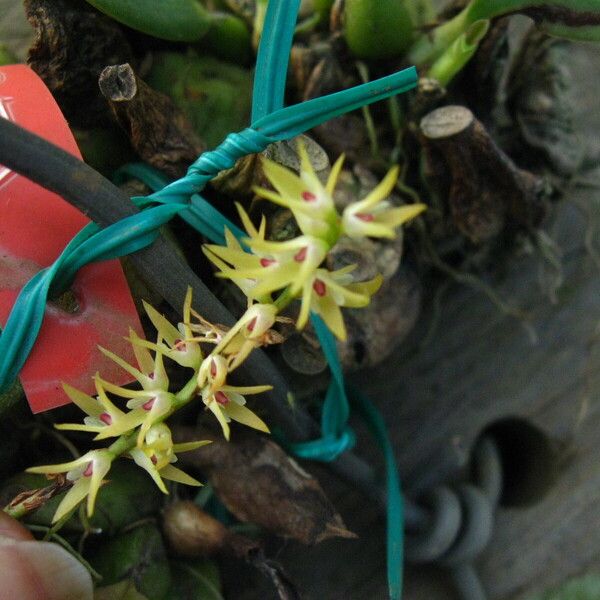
top-left (140, 66), bottom-right (417, 210)
top-left (1, 1), bottom-right (412, 595)
top-left (0, 62), bottom-right (415, 394)
top-left (286, 315), bottom-right (356, 462)
top-left (350, 388), bottom-right (405, 600)
top-left (248, 4), bottom-right (407, 598)
top-left (0, 202), bottom-right (184, 390)
top-left (119, 161), bottom-right (358, 462)
top-left (251, 0), bottom-right (301, 122)
top-left (115, 163), bottom-right (246, 244)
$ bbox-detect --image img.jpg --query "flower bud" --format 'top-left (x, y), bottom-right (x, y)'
top-left (198, 355), bottom-right (228, 389)
top-left (243, 303), bottom-right (278, 340)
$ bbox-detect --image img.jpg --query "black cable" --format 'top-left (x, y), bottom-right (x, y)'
top-left (0, 117), bottom-right (396, 502)
top-left (0, 116), bottom-right (311, 440)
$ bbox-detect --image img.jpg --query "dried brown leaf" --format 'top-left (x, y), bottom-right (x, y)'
top-left (175, 427), bottom-right (356, 545)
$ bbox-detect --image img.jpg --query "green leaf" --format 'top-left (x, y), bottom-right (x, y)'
top-left (83, 0), bottom-right (212, 42)
top-left (95, 580), bottom-right (149, 600)
top-left (90, 524), bottom-right (172, 600)
top-left (145, 52), bottom-right (253, 148)
top-left (343, 0), bottom-right (414, 60)
top-left (467, 0), bottom-right (600, 42)
top-left (169, 560), bottom-right (223, 600)
top-left (428, 19), bottom-right (491, 86)
top-left (409, 0), bottom-right (600, 65)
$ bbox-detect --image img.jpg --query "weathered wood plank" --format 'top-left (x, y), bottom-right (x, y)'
top-left (264, 44), bottom-right (600, 600)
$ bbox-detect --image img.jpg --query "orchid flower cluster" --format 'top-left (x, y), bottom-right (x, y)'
top-left (27, 145), bottom-right (424, 524)
top-left (27, 289), bottom-right (273, 523)
top-left (204, 143), bottom-right (425, 340)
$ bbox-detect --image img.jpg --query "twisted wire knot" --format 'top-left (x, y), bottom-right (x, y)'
top-left (406, 437), bottom-right (503, 600)
top-left (188, 128), bottom-right (274, 176)
top-left (285, 425), bottom-right (357, 463)
top-left (147, 128), bottom-right (275, 207)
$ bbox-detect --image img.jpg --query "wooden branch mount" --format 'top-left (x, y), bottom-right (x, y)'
top-left (420, 105), bottom-right (551, 243)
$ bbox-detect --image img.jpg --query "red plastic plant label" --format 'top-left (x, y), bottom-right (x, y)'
top-left (0, 65), bottom-right (144, 413)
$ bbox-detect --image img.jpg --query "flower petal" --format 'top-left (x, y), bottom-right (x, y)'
top-left (98, 346), bottom-right (145, 384)
top-left (221, 384), bottom-right (272, 395)
top-left (224, 401), bottom-right (270, 434)
top-left (55, 423), bottom-right (104, 433)
top-left (52, 477), bottom-right (90, 523)
top-left (326, 153), bottom-right (345, 195)
top-left (207, 401), bottom-right (231, 441)
top-left (61, 384), bottom-right (102, 418)
top-left (296, 280), bottom-right (313, 331)
top-left (159, 464), bottom-right (202, 487)
top-left (93, 410), bottom-right (146, 440)
top-left (27, 454), bottom-right (90, 476)
top-left (260, 157), bottom-right (306, 201)
top-left (172, 440), bottom-right (212, 453)
top-left (143, 301), bottom-right (181, 346)
top-left (313, 293), bottom-right (347, 340)
top-left (354, 165), bottom-right (399, 211)
top-left (130, 448), bottom-right (168, 494)
top-left (87, 454), bottom-right (112, 517)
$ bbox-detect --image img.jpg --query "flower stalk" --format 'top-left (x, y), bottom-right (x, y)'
top-left (25, 289), bottom-right (277, 523)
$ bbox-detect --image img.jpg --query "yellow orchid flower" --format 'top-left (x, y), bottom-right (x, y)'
top-left (297, 266), bottom-right (383, 341)
top-left (209, 303), bottom-right (287, 370)
top-left (341, 166), bottom-right (426, 239)
top-left (27, 449), bottom-right (113, 522)
top-left (206, 230), bottom-right (328, 300)
top-left (198, 354), bottom-right (228, 390)
top-left (99, 329), bottom-right (169, 393)
top-left (201, 383), bottom-right (271, 441)
top-left (55, 377), bottom-right (146, 437)
top-left (91, 377), bottom-right (175, 447)
top-left (203, 226), bottom-right (262, 299)
top-left (135, 289), bottom-right (203, 370)
top-left (129, 424), bottom-right (208, 494)
top-left (253, 141), bottom-right (344, 243)
top-left (187, 308), bottom-right (230, 346)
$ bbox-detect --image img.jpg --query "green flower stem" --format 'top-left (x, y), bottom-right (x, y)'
top-left (408, 0), bottom-right (600, 65)
top-left (427, 19), bottom-right (490, 86)
top-left (273, 287), bottom-right (296, 313)
top-left (83, 0), bottom-right (247, 44)
top-left (174, 374), bottom-right (201, 406)
top-left (356, 62), bottom-right (380, 158)
top-left (107, 431), bottom-right (138, 458)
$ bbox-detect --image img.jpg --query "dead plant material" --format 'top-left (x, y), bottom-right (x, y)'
top-left (25, 0), bottom-right (133, 128)
top-left (99, 64), bottom-right (205, 178)
top-left (3, 474), bottom-right (72, 520)
top-left (163, 501), bottom-right (258, 559)
top-left (163, 501), bottom-right (301, 600)
top-left (174, 426), bottom-right (356, 545)
top-left (420, 105), bottom-right (550, 242)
